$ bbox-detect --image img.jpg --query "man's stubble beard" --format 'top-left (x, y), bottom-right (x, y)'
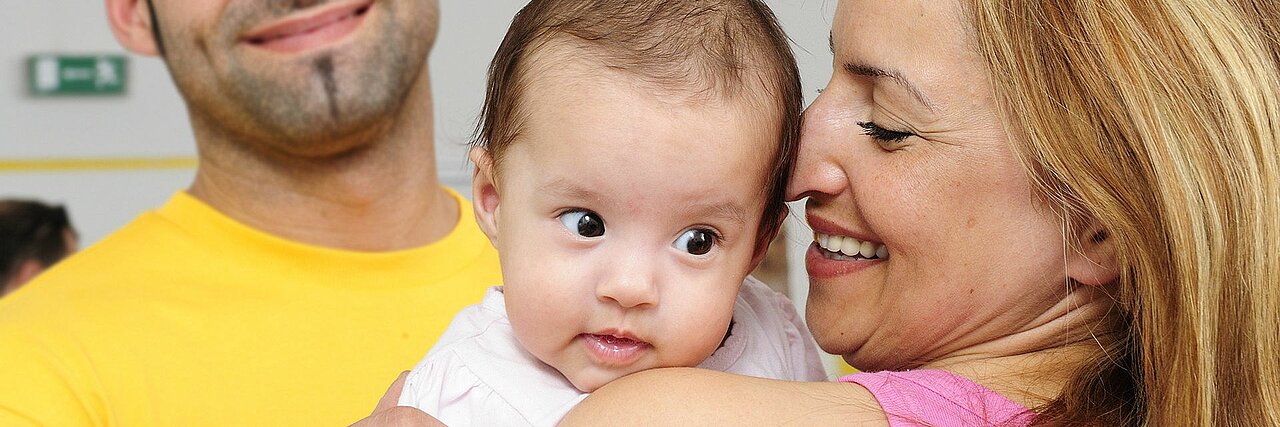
top-left (226, 45), bottom-right (416, 155)
top-left (168, 1), bottom-right (426, 158)
top-left (224, 20), bottom-right (418, 156)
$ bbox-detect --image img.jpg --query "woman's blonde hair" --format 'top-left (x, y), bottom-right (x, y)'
top-left (967, 0), bottom-right (1279, 424)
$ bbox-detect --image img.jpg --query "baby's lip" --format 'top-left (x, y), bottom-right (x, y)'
top-left (581, 332), bottom-right (651, 366)
top-left (585, 332), bottom-right (649, 346)
top-left (588, 329), bottom-right (645, 343)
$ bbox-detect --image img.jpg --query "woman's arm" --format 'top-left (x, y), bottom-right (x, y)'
top-left (559, 367), bottom-right (888, 426)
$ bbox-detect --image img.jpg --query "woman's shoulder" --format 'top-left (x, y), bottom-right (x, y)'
top-left (560, 367), bottom-right (889, 426)
top-left (840, 369), bottom-right (1037, 426)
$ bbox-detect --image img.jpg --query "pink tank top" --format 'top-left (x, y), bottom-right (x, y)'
top-left (839, 369), bottom-right (1036, 426)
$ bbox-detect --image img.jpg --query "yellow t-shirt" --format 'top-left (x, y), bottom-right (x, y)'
top-left (0, 189), bottom-right (501, 426)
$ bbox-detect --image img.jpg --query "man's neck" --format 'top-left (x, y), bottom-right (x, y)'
top-left (185, 73), bottom-right (459, 252)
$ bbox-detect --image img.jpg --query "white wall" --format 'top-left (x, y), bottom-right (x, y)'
top-left (1, 1), bottom-right (835, 246)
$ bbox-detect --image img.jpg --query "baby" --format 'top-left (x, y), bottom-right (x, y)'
top-left (398, 0), bottom-right (825, 424)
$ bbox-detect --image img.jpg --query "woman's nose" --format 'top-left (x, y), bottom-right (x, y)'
top-left (787, 93), bottom-right (851, 202)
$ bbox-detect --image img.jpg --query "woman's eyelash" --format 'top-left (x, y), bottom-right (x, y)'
top-left (857, 121), bottom-right (915, 142)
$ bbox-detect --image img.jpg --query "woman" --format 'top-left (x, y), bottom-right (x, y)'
top-left (562, 0), bottom-right (1280, 424)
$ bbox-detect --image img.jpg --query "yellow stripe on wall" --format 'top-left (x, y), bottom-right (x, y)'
top-left (0, 157), bottom-right (197, 172)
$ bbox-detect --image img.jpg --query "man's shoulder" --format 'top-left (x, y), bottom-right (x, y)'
top-left (0, 207), bottom-right (204, 328)
top-left (13, 210), bottom-right (190, 286)
top-left (0, 214), bottom-right (178, 413)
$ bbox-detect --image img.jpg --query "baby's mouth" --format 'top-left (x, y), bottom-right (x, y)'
top-left (585, 333), bottom-right (649, 349)
top-left (815, 232), bottom-right (889, 260)
top-left (581, 333), bottom-right (651, 366)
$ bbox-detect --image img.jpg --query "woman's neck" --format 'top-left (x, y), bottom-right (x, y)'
top-left (923, 285), bottom-right (1123, 409)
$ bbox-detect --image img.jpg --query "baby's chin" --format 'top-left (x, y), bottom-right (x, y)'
top-left (567, 357), bottom-right (720, 393)
top-left (566, 370), bottom-right (625, 393)
top-left (565, 361), bottom-right (665, 393)
top-left (559, 341), bottom-right (722, 392)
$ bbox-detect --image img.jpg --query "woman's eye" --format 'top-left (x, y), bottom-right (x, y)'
top-left (857, 121), bottom-right (915, 144)
top-left (558, 210), bottom-right (605, 238)
top-left (674, 229), bottom-right (717, 255)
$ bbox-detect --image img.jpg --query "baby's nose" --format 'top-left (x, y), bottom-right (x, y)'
top-left (595, 254), bottom-right (659, 309)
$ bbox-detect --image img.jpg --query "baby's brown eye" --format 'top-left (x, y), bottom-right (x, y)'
top-left (559, 210), bottom-right (604, 238)
top-left (675, 229), bottom-right (716, 255)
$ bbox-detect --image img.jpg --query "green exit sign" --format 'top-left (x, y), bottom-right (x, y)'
top-left (27, 54), bottom-right (128, 96)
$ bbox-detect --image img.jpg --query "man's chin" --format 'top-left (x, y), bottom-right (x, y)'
top-left (262, 117), bottom-right (394, 158)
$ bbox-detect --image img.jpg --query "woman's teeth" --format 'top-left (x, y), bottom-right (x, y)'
top-left (815, 232), bottom-right (889, 260)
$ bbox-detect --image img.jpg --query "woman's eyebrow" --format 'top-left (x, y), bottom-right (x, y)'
top-left (844, 63), bottom-right (938, 112)
top-left (830, 33), bottom-right (938, 112)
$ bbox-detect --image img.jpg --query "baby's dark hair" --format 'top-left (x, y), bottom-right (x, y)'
top-left (475, 0), bottom-right (802, 252)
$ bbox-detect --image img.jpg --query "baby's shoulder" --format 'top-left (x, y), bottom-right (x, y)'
top-left (427, 286), bottom-right (509, 350)
top-left (734, 276), bottom-right (804, 324)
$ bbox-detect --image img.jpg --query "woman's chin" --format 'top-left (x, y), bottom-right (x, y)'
top-left (837, 343), bottom-right (922, 373)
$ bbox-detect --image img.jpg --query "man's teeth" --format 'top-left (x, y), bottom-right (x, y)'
top-left (815, 233), bottom-right (889, 260)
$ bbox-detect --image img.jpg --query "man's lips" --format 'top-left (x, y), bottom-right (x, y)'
top-left (242, 0), bottom-right (373, 53)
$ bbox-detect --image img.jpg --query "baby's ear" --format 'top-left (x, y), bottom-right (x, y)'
top-left (469, 147), bottom-right (501, 246)
top-left (1066, 220), bottom-right (1120, 287)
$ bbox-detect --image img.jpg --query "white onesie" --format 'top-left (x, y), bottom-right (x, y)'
top-left (397, 276), bottom-right (827, 426)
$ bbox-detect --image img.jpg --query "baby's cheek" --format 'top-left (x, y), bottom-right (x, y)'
top-left (507, 300), bottom-right (564, 362)
top-left (665, 307), bottom-right (734, 366)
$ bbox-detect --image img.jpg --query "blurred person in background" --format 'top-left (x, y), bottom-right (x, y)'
top-left (0, 199), bottom-right (78, 297)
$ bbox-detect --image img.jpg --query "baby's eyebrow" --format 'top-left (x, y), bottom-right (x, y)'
top-left (688, 201), bottom-right (749, 228)
top-left (540, 178), bottom-right (607, 202)
top-left (541, 178), bottom-right (748, 226)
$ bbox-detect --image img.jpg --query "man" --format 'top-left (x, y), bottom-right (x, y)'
top-left (0, 0), bottom-right (500, 424)
top-left (0, 200), bottom-right (78, 296)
